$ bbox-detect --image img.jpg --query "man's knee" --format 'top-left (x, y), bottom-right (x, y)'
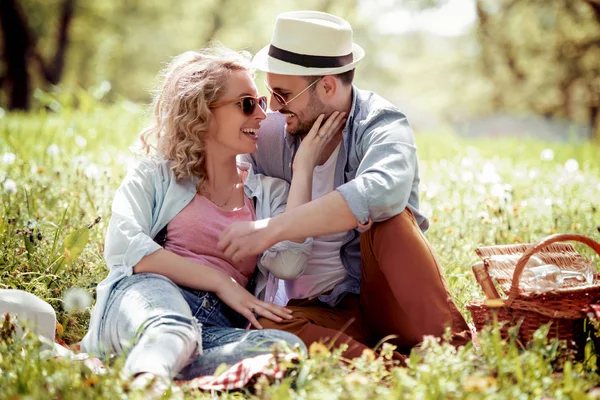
top-left (249, 329), bottom-right (307, 354)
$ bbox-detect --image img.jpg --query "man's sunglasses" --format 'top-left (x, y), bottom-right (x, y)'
top-left (209, 95), bottom-right (267, 116)
top-left (264, 77), bottom-right (321, 107)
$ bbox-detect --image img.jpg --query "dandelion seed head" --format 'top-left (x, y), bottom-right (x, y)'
top-left (478, 163), bottom-right (500, 184)
top-left (564, 159), bottom-right (579, 173)
top-left (528, 169), bottom-right (539, 179)
top-left (540, 149), bottom-right (554, 161)
top-left (63, 288), bottom-right (92, 313)
top-left (3, 178), bottom-right (16, 194)
top-left (84, 164), bottom-right (100, 179)
top-left (46, 144), bottom-right (60, 157)
top-left (73, 156), bottom-right (88, 167)
top-left (1, 152), bottom-right (16, 165)
top-left (461, 157), bottom-right (474, 168)
top-left (75, 136), bottom-right (87, 148)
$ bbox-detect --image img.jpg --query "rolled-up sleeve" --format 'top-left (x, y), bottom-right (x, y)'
top-left (258, 175), bottom-right (312, 280)
top-left (104, 160), bottom-right (162, 272)
top-left (336, 116), bottom-right (417, 225)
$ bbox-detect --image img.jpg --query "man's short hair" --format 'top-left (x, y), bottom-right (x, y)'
top-left (303, 69), bottom-right (355, 87)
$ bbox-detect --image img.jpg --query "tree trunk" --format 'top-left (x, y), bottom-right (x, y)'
top-left (591, 105), bottom-right (600, 144)
top-left (44, 0), bottom-right (75, 85)
top-left (0, 0), bottom-right (32, 110)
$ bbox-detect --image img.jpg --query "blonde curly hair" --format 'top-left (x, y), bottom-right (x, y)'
top-left (139, 45), bottom-right (253, 188)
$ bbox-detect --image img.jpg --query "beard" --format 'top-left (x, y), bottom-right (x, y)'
top-left (282, 92), bottom-right (330, 138)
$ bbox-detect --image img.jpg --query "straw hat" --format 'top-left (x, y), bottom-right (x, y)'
top-left (252, 11), bottom-right (365, 76)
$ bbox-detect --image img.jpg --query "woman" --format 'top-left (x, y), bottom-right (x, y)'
top-left (80, 45), bottom-right (345, 382)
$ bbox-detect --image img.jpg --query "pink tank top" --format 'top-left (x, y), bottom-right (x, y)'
top-left (163, 175), bottom-right (258, 288)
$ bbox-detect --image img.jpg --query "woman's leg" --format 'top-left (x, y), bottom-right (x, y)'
top-left (177, 288), bottom-right (306, 379)
top-left (178, 327), bottom-right (305, 379)
top-left (99, 273), bottom-right (201, 379)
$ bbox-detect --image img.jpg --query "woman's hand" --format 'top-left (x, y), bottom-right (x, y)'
top-left (292, 111), bottom-right (347, 172)
top-left (214, 274), bottom-right (292, 329)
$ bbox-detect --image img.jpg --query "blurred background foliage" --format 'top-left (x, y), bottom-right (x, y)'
top-left (0, 0), bottom-right (599, 142)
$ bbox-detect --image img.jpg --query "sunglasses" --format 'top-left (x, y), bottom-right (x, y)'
top-left (264, 77), bottom-right (321, 107)
top-left (209, 95), bottom-right (267, 116)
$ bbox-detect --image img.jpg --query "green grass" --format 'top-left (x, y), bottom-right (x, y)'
top-left (1, 103), bottom-right (599, 399)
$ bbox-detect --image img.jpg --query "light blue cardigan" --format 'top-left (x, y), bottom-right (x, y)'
top-left (80, 157), bottom-right (312, 355)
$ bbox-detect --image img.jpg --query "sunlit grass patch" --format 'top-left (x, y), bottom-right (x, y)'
top-left (1, 105), bottom-right (600, 398)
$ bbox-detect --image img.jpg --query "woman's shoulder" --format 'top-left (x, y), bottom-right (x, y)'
top-left (126, 156), bottom-right (174, 183)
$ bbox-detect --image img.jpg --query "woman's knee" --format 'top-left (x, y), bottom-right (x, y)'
top-left (138, 312), bottom-right (202, 352)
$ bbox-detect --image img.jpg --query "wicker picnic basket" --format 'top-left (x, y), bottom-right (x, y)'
top-left (467, 233), bottom-right (600, 353)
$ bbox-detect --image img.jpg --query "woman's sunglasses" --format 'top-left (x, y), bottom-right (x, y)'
top-left (209, 95), bottom-right (267, 116)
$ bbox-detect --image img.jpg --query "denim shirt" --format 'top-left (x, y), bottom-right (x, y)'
top-left (241, 86), bottom-right (429, 306)
top-left (80, 158), bottom-right (312, 354)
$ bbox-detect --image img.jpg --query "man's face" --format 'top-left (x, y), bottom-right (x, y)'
top-left (265, 73), bottom-right (331, 137)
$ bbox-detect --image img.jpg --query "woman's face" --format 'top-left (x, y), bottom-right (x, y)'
top-left (208, 70), bottom-right (266, 156)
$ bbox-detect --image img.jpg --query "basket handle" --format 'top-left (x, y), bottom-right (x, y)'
top-left (505, 234), bottom-right (600, 306)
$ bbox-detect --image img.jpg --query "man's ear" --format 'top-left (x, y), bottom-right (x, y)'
top-left (320, 75), bottom-right (337, 99)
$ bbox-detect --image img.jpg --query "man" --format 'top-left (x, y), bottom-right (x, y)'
top-left (219, 10), bottom-right (470, 358)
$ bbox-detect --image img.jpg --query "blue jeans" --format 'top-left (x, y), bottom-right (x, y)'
top-left (98, 273), bottom-right (304, 379)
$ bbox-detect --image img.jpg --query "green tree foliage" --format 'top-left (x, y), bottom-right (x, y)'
top-left (474, 0), bottom-right (600, 142)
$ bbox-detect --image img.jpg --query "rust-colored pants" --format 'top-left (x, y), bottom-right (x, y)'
top-left (259, 208), bottom-right (471, 358)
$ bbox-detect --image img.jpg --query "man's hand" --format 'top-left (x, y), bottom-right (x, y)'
top-left (214, 273), bottom-right (293, 329)
top-left (293, 111), bottom-right (346, 172)
top-left (218, 218), bottom-right (278, 264)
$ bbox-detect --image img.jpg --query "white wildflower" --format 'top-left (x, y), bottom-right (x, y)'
top-left (46, 144), bottom-right (60, 157)
top-left (1, 152), bottom-right (16, 165)
top-left (564, 159), bottom-right (579, 173)
top-left (528, 169), bottom-right (539, 179)
top-left (63, 288), bottom-right (92, 313)
top-left (3, 179), bottom-right (16, 194)
top-left (544, 198), bottom-right (553, 206)
top-left (0, 108), bottom-right (5, 118)
top-left (490, 183), bottom-right (512, 203)
top-left (72, 156), bottom-right (88, 167)
top-left (461, 157), bottom-right (474, 168)
top-left (75, 136), bottom-right (87, 148)
top-left (84, 164), bottom-right (100, 179)
top-left (540, 149), bottom-right (554, 161)
top-left (478, 163), bottom-right (500, 184)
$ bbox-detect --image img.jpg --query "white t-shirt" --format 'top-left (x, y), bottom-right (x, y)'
top-left (286, 143), bottom-right (347, 300)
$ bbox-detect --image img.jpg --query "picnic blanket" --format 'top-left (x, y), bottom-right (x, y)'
top-left (181, 352), bottom-right (298, 391)
top-left (54, 339), bottom-right (297, 391)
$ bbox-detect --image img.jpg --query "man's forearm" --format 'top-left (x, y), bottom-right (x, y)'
top-left (272, 190), bottom-right (357, 241)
